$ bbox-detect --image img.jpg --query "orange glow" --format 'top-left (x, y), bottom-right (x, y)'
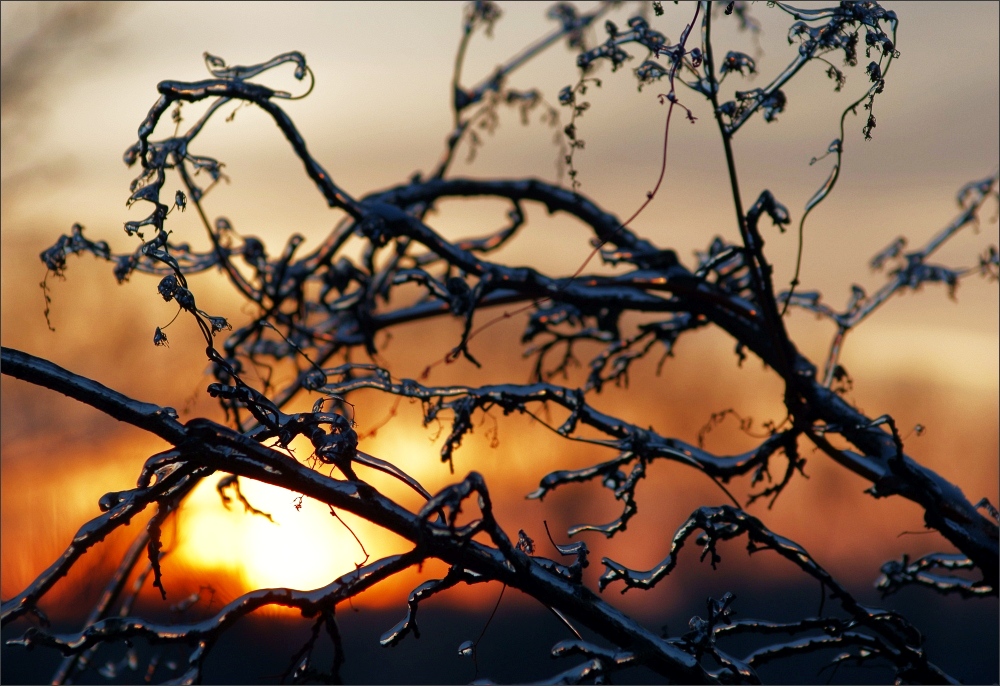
top-left (0, 432), bottom-right (161, 617)
top-left (173, 477), bottom-right (369, 593)
top-left (1, 298), bottom-right (996, 622)
top-left (163, 427), bottom-right (463, 604)
top-left (1, 0), bottom-right (996, 643)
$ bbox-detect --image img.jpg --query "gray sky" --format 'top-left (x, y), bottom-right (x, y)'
top-left (2, 1), bottom-right (997, 385)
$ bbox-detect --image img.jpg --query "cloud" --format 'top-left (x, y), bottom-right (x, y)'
top-left (1, 2), bottom-right (132, 220)
top-left (1, 2), bottom-right (125, 120)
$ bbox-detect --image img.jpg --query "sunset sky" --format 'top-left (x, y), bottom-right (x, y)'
top-left (1, 1), bottom-right (997, 682)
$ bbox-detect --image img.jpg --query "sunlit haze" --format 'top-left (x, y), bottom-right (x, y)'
top-left (1, 0), bottom-right (997, 644)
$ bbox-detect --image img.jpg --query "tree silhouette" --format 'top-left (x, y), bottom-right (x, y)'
top-left (2, 1), bottom-right (997, 684)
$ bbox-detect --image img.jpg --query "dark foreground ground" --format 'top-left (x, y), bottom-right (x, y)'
top-left (3, 578), bottom-right (997, 684)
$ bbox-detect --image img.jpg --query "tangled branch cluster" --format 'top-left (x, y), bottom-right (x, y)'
top-left (3, 2), bottom-right (997, 684)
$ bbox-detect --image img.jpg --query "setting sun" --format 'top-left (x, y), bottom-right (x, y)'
top-left (2, 1), bottom-right (996, 684)
top-left (173, 477), bottom-right (369, 592)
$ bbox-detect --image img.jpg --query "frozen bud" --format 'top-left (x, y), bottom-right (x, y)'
top-left (158, 274), bottom-right (179, 302)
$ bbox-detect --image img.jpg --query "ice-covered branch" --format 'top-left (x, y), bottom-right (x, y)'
top-left (601, 505), bottom-right (957, 683)
top-left (9, 2), bottom-right (998, 682)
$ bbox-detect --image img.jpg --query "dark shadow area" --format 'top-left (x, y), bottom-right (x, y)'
top-left (3, 579), bottom-right (996, 684)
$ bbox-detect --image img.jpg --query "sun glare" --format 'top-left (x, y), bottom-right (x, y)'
top-left (164, 422), bottom-right (475, 605)
top-left (175, 476), bottom-right (375, 593)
